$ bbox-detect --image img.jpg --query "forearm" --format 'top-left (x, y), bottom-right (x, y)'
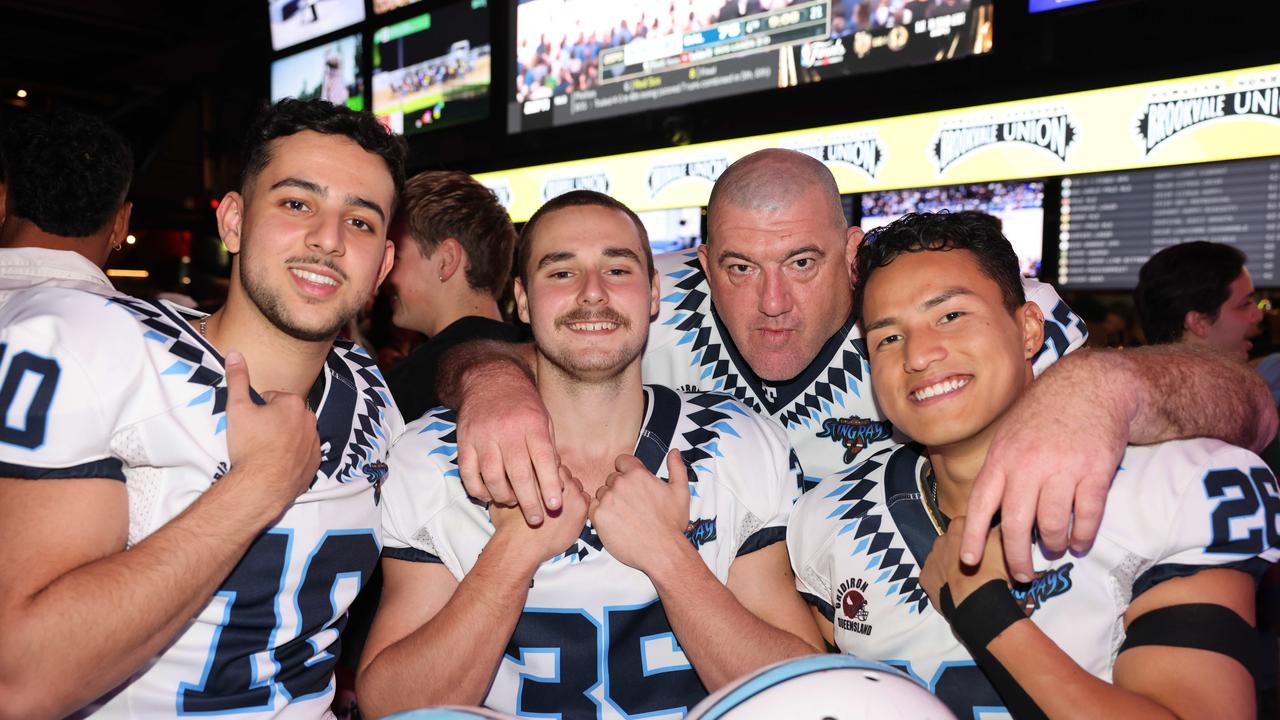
top-left (435, 339), bottom-right (536, 410)
top-left (0, 470), bottom-right (284, 718)
top-left (645, 541), bottom-right (815, 691)
top-left (357, 535), bottom-right (538, 718)
top-left (987, 621), bottom-right (1176, 719)
top-left (1058, 346), bottom-right (1277, 451)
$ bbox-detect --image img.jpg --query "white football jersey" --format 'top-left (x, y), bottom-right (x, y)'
top-left (0, 288), bottom-right (403, 719)
top-left (788, 440), bottom-right (1280, 719)
top-left (383, 384), bottom-right (802, 720)
top-left (642, 250), bottom-right (1088, 489)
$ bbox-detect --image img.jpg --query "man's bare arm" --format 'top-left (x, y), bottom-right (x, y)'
top-left (435, 339), bottom-right (562, 523)
top-left (966, 345), bottom-right (1278, 581)
top-left (0, 352), bottom-right (319, 719)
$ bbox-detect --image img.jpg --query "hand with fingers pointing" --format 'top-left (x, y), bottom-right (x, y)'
top-left (591, 449), bottom-right (692, 573)
top-left (222, 351), bottom-right (322, 516)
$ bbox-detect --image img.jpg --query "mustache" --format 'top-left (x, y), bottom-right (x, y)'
top-left (555, 308), bottom-right (629, 329)
top-left (286, 256), bottom-right (348, 282)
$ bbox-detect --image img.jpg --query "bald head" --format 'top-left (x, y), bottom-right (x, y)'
top-left (707, 149), bottom-right (846, 243)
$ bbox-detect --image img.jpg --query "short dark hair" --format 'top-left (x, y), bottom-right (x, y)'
top-left (2, 109), bottom-right (133, 237)
top-left (240, 99), bottom-right (407, 215)
top-left (398, 170), bottom-right (517, 299)
top-left (516, 190), bottom-right (652, 283)
top-left (853, 211), bottom-right (1025, 319)
top-left (1134, 241), bottom-right (1246, 344)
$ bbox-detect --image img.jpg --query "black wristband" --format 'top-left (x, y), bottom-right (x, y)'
top-left (941, 579), bottom-right (1026, 650)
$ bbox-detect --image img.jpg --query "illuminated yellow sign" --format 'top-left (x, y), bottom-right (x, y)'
top-left (476, 63), bottom-right (1280, 222)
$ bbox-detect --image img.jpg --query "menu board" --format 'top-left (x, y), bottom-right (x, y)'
top-left (1059, 157), bottom-right (1280, 288)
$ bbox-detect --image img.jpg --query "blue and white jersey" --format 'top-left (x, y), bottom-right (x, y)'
top-left (0, 287), bottom-right (403, 719)
top-left (642, 250), bottom-right (1088, 490)
top-left (383, 384), bottom-right (802, 720)
top-left (788, 440), bottom-right (1280, 719)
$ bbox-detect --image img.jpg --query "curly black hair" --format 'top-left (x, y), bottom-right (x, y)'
top-left (1, 110), bottom-right (133, 237)
top-left (240, 99), bottom-right (407, 215)
top-left (853, 210), bottom-right (1025, 320)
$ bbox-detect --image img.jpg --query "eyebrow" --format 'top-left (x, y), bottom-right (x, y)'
top-left (864, 287), bottom-right (974, 333)
top-left (536, 250), bottom-right (576, 270)
top-left (269, 177), bottom-right (386, 223)
top-left (716, 244), bottom-right (825, 265)
top-left (536, 246), bottom-right (643, 270)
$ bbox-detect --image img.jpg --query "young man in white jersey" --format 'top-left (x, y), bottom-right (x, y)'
top-left (0, 99), bottom-right (405, 718)
top-left (438, 149), bottom-right (1275, 585)
top-left (789, 211), bottom-right (1277, 718)
top-left (357, 190), bottom-right (821, 720)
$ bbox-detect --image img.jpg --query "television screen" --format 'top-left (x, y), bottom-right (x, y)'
top-left (638, 207), bottom-right (704, 254)
top-left (268, 0), bottom-right (366, 52)
top-left (375, 0), bottom-right (425, 14)
top-left (373, 1), bottom-right (492, 135)
top-left (861, 181), bottom-right (1045, 277)
top-left (1059, 157), bottom-right (1280, 289)
top-left (271, 34), bottom-right (365, 111)
top-left (1028, 0), bottom-right (1106, 12)
top-left (509, 0), bottom-right (993, 133)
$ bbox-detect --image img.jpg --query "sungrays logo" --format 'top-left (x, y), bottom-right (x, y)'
top-left (363, 461), bottom-right (389, 503)
top-left (1010, 562), bottom-right (1074, 617)
top-left (931, 111), bottom-right (1077, 172)
top-left (817, 416), bottom-right (893, 464)
top-left (647, 158), bottom-right (728, 197)
top-left (684, 517), bottom-right (718, 550)
top-left (793, 134), bottom-right (885, 180)
top-left (1137, 79), bottom-right (1280, 153)
top-left (837, 577), bottom-right (872, 636)
top-left (541, 173), bottom-right (610, 202)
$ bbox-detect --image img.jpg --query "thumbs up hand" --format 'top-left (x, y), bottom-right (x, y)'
top-left (590, 449), bottom-right (693, 573)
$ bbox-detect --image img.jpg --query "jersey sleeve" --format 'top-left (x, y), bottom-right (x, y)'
top-left (710, 400), bottom-right (802, 557)
top-left (1129, 441), bottom-right (1280, 598)
top-left (786, 490), bottom-right (838, 621)
top-left (0, 290), bottom-right (143, 481)
top-left (1023, 278), bottom-right (1089, 377)
top-left (381, 408), bottom-right (463, 565)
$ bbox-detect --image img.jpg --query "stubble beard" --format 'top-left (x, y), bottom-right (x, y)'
top-left (239, 253), bottom-right (363, 343)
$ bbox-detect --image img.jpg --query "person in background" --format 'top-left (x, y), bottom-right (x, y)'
top-left (384, 170), bottom-right (527, 422)
top-left (0, 109), bottom-right (133, 305)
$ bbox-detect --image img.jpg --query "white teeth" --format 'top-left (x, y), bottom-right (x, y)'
top-left (292, 269), bottom-right (338, 287)
top-left (568, 322), bottom-right (618, 331)
top-left (912, 377), bottom-right (969, 402)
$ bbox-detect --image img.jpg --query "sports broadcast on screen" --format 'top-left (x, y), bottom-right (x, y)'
top-left (509, 0), bottom-right (993, 133)
top-left (373, 0), bottom-right (492, 135)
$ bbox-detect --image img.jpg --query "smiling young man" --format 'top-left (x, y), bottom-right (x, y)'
top-left (357, 190), bottom-right (821, 720)
top-left (789, 212), bottom-right (1279, 718)
top-left (0, 99), bottom-right (405, 718)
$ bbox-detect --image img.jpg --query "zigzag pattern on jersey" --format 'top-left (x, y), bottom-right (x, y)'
top-left (659, 254), bottom-right (870, 431)
top-left (109, 297), bottom-right (231, 433)
top-left (822, 457), bottom-right (930, 613)
top-left (331, 341), bottom-right (394, 487)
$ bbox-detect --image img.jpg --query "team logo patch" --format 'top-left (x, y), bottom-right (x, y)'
top-left (817, 416), bottom-right (894, 464)
top-left (1011, 562), bottom-right (1074, 617)
top-left (685, 518), bottom-right (717, 550)
top-left (363, 461), bottom-right (389, 503)
top-left (837, 577), bottom-right (873, 636)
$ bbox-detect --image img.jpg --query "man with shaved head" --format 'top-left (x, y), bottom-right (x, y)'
top-left (440, 148), bottom-right (1277, 583)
